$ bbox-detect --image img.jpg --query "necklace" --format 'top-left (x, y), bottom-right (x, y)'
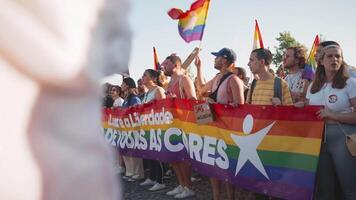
top-left (288, 72), bottom-right (303, 91)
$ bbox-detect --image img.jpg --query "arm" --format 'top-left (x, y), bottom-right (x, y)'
top-left (155, 87), bottom-right (166, 100)
top-left (230, 76), bottom-right (245, 104)
top-left (317, 97), bottom-right (356, 124)
top-left (194, 55), bottom-right (205, 89)
top-left (199, 78), bottom-right (215, 96)
top-left (294, 99), bottom-right (309, 108)
top-left (181, 76), bottom-right (197, 100)
top-left (300, 79), bottom-right (311, 102)
top-left (0, 0), bottom-right (131, 89)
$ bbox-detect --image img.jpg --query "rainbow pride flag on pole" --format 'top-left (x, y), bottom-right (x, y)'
top-left (307, 34), bottom-right (320, 69)
top-left (153, 47), bottom-right (161, 70)
top-left (253, 20), bottom-right (264, 49)
top-left (168, 0), bottom-right (210, 43)
top-left (302, 35), bottom-right (320, 81)
top-left (103, 99), bottom-right (324, 199)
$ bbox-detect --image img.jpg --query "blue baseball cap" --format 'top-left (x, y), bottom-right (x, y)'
top-left (211, 48), bottom-right (237, 63)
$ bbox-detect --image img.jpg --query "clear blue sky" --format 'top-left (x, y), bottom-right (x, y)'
top-left (116, 0), bottom-right (356, 83)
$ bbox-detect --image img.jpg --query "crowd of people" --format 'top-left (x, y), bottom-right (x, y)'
top-left (103, 41), bottom-right (356, 200)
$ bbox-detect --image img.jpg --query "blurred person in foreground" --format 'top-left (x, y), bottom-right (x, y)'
top-left (0, 0), bottom-right (131, 199)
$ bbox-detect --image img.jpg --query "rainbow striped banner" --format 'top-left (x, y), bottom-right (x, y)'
top-left (168, 0), bottom-right (210, 43)
top-left (103, 99), bottom-right (323, 199)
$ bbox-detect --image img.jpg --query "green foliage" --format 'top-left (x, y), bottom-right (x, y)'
top-left (272, 32), bottom-right (303, 70)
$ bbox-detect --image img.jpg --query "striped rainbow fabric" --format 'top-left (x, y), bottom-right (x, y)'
top-left (307, 34), bottom-right (320, 68)
top-left (153, 47), bottom-right (161, 70)
top-left (103, 99), bottom-right (324, 199)
top-left (168, 0), bottom-right (210, 43)
top-left (302, 35), bottom-right (320, 81)
top-left (253, 20), bottom-right (264, 49)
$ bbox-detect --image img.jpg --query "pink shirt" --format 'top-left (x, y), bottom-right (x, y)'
top-left (166, 76), bottom-right (186, 99)
top-left (211, 74), bottom-right (235, 104)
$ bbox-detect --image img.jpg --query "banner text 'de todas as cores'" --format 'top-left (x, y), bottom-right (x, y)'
top-left (102, 99), bottom-right (323, 200)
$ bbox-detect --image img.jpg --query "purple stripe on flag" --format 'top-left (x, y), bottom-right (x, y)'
top-left (229, 160), bottom-right (315, 188)
top-left (119, 147), bottom-right (315, 189)
top-left (178, 25), bottom-right (205, 42)
top-left (190, 160), bottom-right (314, 200)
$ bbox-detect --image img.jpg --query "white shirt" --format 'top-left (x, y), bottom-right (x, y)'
top-left (285, 71), bottom-right (304, 93)
top-left (113, 97), bottom-right (124, 108)
top-left (306, 78), bottom-right (356, 113)
top-left (347, 65), bottom-right (356, 78)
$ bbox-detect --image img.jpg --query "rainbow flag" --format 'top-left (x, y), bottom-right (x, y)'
top-left (153, 47), bottom-right (161, 70)
top-left (103, 99), bottom-right (323, 199)
top-left (168, 0), bottom-right (210, 43)
top-left (307, 35), bottom-right (320, 68)
top-left (253, 20), bottom-right (264, 49)
top-left (302, 35), bottom-right (320, 81)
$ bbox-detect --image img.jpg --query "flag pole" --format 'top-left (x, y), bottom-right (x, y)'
top-left (198, 0), bottom-right (211, 50)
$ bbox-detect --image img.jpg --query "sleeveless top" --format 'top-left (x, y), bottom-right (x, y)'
top-left (166, 76), bottom-right (185, 99)
top-left (142, 88), bottom-right (158, 103)
top-left (211, 74), bottom-right (234, 104)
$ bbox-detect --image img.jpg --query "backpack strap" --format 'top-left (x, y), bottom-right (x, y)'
top-left (208, 72), bottom-right (233, 102)
top-left (248, 79), bottom-right (258, 104)
top-left (215, 72), bottom-right (233, 93)
top-left (273, 77), bottom-right (283, 103)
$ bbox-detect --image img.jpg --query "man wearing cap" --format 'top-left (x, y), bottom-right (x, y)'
top-left (195, 47), bottom-right (244, 200)
top-left (195, 48), bottom-right (244, 105)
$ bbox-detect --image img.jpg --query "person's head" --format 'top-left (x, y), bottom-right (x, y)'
top-left (142, 69), bottom-right (162, 87)
top-left (283, 46), bottom-right (307, 69)
top-left (158, 70), bottom-right (169, 89)
top-left (136, 78), bottom-right (147, 94)
top-left (103, 83), bottom-right (112, 96)
top-left (234, 67), bottom-right (246, 79)
top-left (211, 48), bottom-right (236, 70)
top-left (121, 77), bottom-right (136, 95)
top-left (161, 54), bottom-right (182, 76)
top-left (109, 85), bottom-right (121, 98)
top-left (248, 48), bottom-right (272, 74)
top-left (311, 45), bottom-right (348, 93)
top-left (316, 41), bottom-right (340, 62)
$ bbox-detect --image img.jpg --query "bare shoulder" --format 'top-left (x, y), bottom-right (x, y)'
top-left (181, 75), bottom-right (194, 85)
top-left (230, 74), bottom-right (243, 85)
top-left (157, 86), bottom-right (166, 93)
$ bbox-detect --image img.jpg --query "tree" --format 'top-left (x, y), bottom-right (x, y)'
top-left (272, 32), bottom-right (304, 72)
